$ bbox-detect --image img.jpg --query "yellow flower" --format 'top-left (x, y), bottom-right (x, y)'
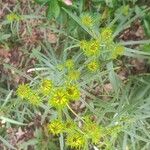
top-left (17, 84), bottom-right (41, 106)
top-left (40, 79), bottom-right (53, 95)
top-left (48, 119), bottom-right (64, 135)
top-left (101, 28), bottom-right (113, 42)
top-left (107, 125), bottom-right (122, 138)
top-left (112, 45), bottom-right (125, 59)
top-left (28, 92), bottom-right (41, 106)
top-left (64, 119), bottom-right (77, 133)
top-left (83, 122), bottom-right (102, 144)
top-left (82, 40), bottom-right (100, 57)
top-left (122, 5), bottom-right (129, 16)
top-left (6, 13), bottom-right (21, 21)
top-left (17, 84), bottom-right (31, 99)
top-left (88, 40), bottom-right (100, 56)
top-left (65, 59), bottom-right (74, 70)
top-left (87, 60), bottom-right (99, 72)
top-left (66, 132), bottom-right (86, 149)
top-left (50, 88), bottom-right (69, 109)
top-left (79, 40), bottom-right (88, 50)
top-left (68, 70), bottom-right (80, 81)
top-left (81, 14), bottom-right (94, 27)
top-left (66, 84), bottom-right (80, 101)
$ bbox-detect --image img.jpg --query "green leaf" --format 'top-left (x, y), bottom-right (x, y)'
top-left (123, 47), bottom-right (150, 59)
top-left (46, 1), bottom-right (60, 19)
top-left (34, 0), bottom-right (50, 5)
top-left (107, 62), bottom-right (122, 92)
top-left (0, 116), bottom-right (27, 125)
top-left (0, 136), bottom-right (16, 150)
top-left (120, 39), bottom-right (150, 46)
top-left (2, 90), bottom-right (13, 107)
top-left (143, 44), bottom-right (150, 52)
top-left (144, 19), bottom-right (150, 36)
top-left (0, 33), bottom-right (11, 42)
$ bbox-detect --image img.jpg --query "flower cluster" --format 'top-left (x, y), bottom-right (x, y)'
top-left (106, 125), bottom-right (122, 138)
top-left (49, 83), bottom-right (80, 109)
top-left (28, 92), bottom-right (41, 106)
top-left (58, 59), bottom-right (80, 81)
top-left (80, 40), bottom-right (100, 57)
top-left (17, 57), bottom-right (82, 109)
top-left (79, 40), bottom-right (100, 72)
top-left (87, 60), bottom-right (99, 72)
top-left (48, 119), bottom-right (64, 135)
top-left (82, 116), bottom-right (103, 144)
top-left (65, 59), bottom-right (74, 70)
top-left (17, 84), bottom-right (41, 106)
top-left (66, 84), bottom-right (80, 101)
top-left (40, 79), bottom-right (53, 95)
top-left (79, 27), bottom-right (125, 73)
top-left (15, 14), bottom-right (126, 150)
top-left (101, 27), bottom-right (113, 43)
top-left (17, 84), bottom-right (31, 99)
top-left (100, 28), bottom-right (125, 59)
top-left (67, 70), bottom-right (80, 81)
top-left (66, 132), bottom-right (86, 149)
top-left (49, 88), bottom-right (69, 109)
top-left (64, 120), bottom-right (77, 133)
top-left (112, 44), bottom-right (125, 59)
top-left (6, 13), bottom-right (22, 22)
top-left (17, 79), bottom-right (80, 109)
top-left (47, 116), bottom-right (106, 149)
top-left (63, 59), bottom-right (80, 81)
top-left (80, 13), bottom-right (94, 27)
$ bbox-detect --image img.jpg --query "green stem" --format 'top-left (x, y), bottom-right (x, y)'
top-left (67, 104), bottom-right (85, 123)
top-left (58, 109), bottom-right (64, 150)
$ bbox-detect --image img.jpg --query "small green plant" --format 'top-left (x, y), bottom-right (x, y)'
top-left (1, 0), bottom-right (150, 150)
top-left (14, 8), bottom-right (150, 149)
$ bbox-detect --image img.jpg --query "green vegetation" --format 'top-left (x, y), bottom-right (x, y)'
top-left (0, 0), bottom-right (150, 150)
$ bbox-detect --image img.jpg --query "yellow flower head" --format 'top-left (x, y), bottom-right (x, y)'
top-left (107, 125), bottom-right (122, 138)
top-left (101, 28), bottom-right (113, 42)
top-left (68, 70), bottom-right (80, 81)
top-left (65, 59), bottom-right (74, 70)
top-left (83, 122), bottom-right (102, 144)
top-left (50, 88), bottom-right (69, 109)
top-left (79, 40), bottom-right (88, 50)
top-left (122, 5), bottom-right (129, 16)
top-left (88, 40), bottom-right (100, 56)
top-left (112, 45), bottom-right (125, 59)
top-left (66, 132), bottom-right (86, 149)
top-left (28, 92), bottom-right (41, 106)
top-left (81, 14), bottom-right (94, 27)
top-left (82, 40), bottom-right (100, 57)
top-left (17, 84), bottom-right (31, 99)
top-left (40, 79), bottom-right (53, 95)
top-left (87, 60), bottom-right (99, 72)
top-left (66, 84), bottom-right (80, 101)
top-left (48, 119), bottom-right (64, 135)
top-left (6, 13), bottom-right (21, 22)
top-left (64, 119), bottom-right (77, 133)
